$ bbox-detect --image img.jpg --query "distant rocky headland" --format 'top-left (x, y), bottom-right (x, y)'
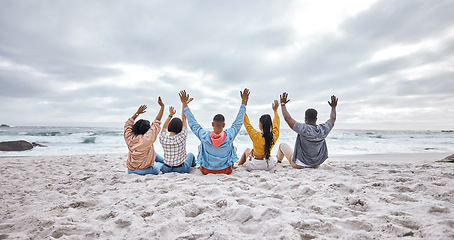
top-left (0, 124), bottom-right (10, 127)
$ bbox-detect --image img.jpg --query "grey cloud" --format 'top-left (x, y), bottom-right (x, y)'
top-left (1, 0), bottom-right (453, 129)
top-left (342, 0), bottom-right (454, 44)
top-left (46, 65), bottom-right (121, 81)
top-left (0, 72), bottom-right (50, 98)
top-left (395, 72), bottom-right (454, 96)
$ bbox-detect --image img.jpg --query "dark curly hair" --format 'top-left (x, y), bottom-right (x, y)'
top-left (132, 119), bottom-right (150, 135)
top-left (168, 117), bottom-right (183, 134)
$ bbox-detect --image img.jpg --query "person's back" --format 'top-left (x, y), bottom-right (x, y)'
top-left (277, 93), bottom-right (338, 168)
top-left (196, 130), bottom-right (240, 170)
top-left (124, 98), bottom-right (166, 175)
top-left (238, 100), bottom-right (280, 171)
top-left (159, 98), bottom-right (197, 174)
top-left (292, 119), bottom-right (332, 167)
top-left (181, 89), bottom-right (250, 174)
top-left (124, 118), bottom-right (160, 170)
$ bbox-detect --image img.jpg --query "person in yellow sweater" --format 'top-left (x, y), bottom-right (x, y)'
top-left (238, 100), bottom-right (280, 171)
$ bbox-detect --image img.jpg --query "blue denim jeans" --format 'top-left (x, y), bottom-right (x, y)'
top-left (128, 153), bottom-right (165, 175)
top-left (161, 153), bottom-right (196, 174)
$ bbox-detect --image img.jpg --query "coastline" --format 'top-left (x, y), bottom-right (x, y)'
top-left (331, 152), bottom-right (452, 163)
top-left (1, 152), bottom-right (453, 239)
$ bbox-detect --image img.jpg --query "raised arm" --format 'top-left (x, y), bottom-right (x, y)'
top-left (327, 95), bottom-right (338, 127)
top-left (227, 88), bottom-right (250, 136)
top-left (161, 106), bottom-right (176, 133)
top-left (243, 112), bottom-right (259, 137)
top-left (181, 93), bottom-right (193, 128)
top-left (280, 92), bottom-right (296, 129)
top-left (180, 90), bottom-right (206, 139)
top-left (272, 100), bottom-right (280, 139)
top-left (155, 96), bottom-right (165, 121)
top-left (132, 104), bottom-right (147, 120)
top-left (241, 88), bottom-right (250, 106)
top-left (125, 104), bottom-right (147, 142)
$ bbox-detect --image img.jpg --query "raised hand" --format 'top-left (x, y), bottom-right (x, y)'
top-left (169, 106), bottom-right (176, 116)
top-left (158, 96), bottom-right (164, 107)
top-left (179, 90), bottom-right (190, 103)
top-left (240, 88), bottom-right (250, 105)
top-left (328, 95), bottom-right (338, 108)
top-left (272, 100), bottom-right (279, 112)
top-left (179, 90), bottom-right (192, 109)
top-left (136, 105), bottom-right (147, 115)
top-left (280, 92), bottom-right (290, 105)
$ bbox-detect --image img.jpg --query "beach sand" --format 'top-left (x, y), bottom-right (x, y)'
top-left (1, 152), bottom-right (453, 239)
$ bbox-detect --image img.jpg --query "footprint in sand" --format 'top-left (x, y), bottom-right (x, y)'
top-left (346, 196), bottom-right (368, 212)
top-left (96, 211), bottom-right (118, 220)
top-left (394, 186), bottom-right (413, 193)
top-left (184, 204), bottom-right (205, 218)
top-left (236, 198), bottom-right (255, 207)
top-left (67, 201), bottom-right (96, 209)
top-left (428, 206), bottom-right (450, 214)
top-left (51, 227), bottom-right (90, 239)
top-left (390, 211), bottom-right (409, 216)
top-left (115, 219), bottom-right (132, 228)
top-left (337, 219), bottom-right (373, 232)
top-left (394, 177), bottom-right (412, 183)
top-left (395, 219), bottom-right (421, 231)
top-left (260, 207), bottom-right (281, 220)
top-left (141, 211), bottom-right (153, 218)
top-left (225, 206), bottom-right (253, 223)
top-left (390, 193), bottom-right (418, 202)
top-left (296, 186), bottom-right (317, 196)
top-left (215, 199), bottom-right (228, 208)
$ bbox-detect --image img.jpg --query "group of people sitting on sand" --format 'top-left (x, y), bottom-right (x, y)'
top-left (124, 89), bottom-right (338, 175)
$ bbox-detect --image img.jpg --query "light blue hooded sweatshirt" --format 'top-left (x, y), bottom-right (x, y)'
top-left (184, 104), bottom-right (246, 170)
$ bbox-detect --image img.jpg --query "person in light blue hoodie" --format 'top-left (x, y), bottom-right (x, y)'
top-left (180, 89), bottom-right (250, 175)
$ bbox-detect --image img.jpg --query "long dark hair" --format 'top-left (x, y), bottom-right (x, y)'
top-left (259, 114), bottom-right (274, 159)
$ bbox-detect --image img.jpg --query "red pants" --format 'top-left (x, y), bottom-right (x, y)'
top-left (200, 165), bottom-right (233, 175)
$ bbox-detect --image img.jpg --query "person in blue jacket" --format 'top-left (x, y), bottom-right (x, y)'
top-left (180, 89), bottom-right (250, 175)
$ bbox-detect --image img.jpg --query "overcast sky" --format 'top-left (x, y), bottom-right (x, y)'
top-left (1, 0), bottom-right (453, 130)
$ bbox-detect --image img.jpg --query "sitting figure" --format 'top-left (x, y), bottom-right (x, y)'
top-left (238, 99), bottom-right (280, 171)
top-left (124, 97), bottom-right (165, 175)
top-left (277, 93), bottom-right (338, 168)
top-left (159, 94), bottom-right (196, 174)
top-left (181, 89), bottom-right (250, 175)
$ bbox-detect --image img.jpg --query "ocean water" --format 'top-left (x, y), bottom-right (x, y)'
top-left (1, 126), bottom-right (453, 157)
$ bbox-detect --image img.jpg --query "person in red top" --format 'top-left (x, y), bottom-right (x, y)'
top-left (124, 97), bottom-right (165, 175)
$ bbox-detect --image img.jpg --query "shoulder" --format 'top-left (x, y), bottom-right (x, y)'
top-left (292, 121), bottom-right (306, 131)
top-left (319, 121), bottom-right (333, 131)
top-left (124, 118), bottom-right (134, 128)
top-left (177, 127), bottom-right (188, 137)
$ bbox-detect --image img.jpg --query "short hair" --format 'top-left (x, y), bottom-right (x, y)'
top-left (213, 114), bottom-right (225, 123)
top-left (132, 119), bottom-right (150, 135)
top-left (305, 108), bottom-right (318, 122)
top-left (168, 117), bottom-right (183, 134)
